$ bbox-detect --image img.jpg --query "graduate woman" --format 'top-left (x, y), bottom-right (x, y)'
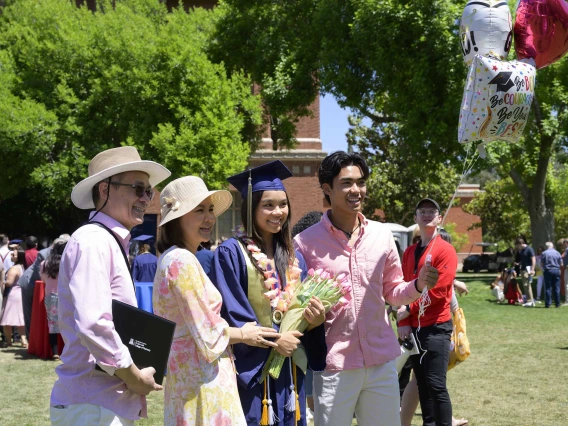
top-left (210, 161), bottom-right (326, 426)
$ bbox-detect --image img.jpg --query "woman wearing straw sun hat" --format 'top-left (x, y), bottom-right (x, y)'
top-left (153, 176), bottom-right (282, 426)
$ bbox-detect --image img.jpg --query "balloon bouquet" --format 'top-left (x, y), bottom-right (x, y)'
top-left (415, 0), bottom-right (568, 330)
top-left (457, 0), bottom-right (568, 155)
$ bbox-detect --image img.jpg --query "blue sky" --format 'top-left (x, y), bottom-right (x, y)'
top-left (319, 94), bottom-right (350, 154)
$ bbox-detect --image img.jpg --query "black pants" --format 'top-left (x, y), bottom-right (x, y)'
top-left (411, 320), bottom-right (453, 426)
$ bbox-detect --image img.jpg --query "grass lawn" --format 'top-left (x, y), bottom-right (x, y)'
top-left (1, 279), bottom-right (567, 425)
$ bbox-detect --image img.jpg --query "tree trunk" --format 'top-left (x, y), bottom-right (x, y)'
top-left (508, 96), bottom-right (555, 249)
top-left (528, 196), bottom-right (554, 249)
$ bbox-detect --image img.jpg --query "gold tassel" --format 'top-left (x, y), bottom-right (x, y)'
top-left (247, 170), bottom-right (253, 237)
top-left (260, 379), bottom-right (268, 426)
top-left (293, 362), bottom-right (300, 423)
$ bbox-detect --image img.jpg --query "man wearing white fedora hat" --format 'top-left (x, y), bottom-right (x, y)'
top-left (50, 146), bottom-right (170, 425)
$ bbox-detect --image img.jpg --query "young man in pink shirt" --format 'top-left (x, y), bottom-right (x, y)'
top-left (294, 151), bottom-right (439, 426)
top-left (50, 147), bottom-right (170, 425)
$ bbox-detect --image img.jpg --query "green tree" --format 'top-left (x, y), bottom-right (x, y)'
top-left (443, 222), bottom-right (470, 253)
top-left (347, 116), bottom-right (460, 225)
top-left (0, 0), bottom-right (262, 234)
top-left (213, 0), bottom-right (568, 248)
top-left (463, 177), bottom-right (531, 248)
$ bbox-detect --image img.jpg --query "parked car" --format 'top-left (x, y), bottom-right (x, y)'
top-left (462, 254), bottom-right (495, 273)
top-left (462, 247), bottom-right (514, 273)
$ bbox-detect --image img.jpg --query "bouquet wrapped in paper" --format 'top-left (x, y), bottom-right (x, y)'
top-left (262, 268), bottom-right (352, 380)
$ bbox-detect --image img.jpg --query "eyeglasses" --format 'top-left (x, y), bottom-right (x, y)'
top-left (110, 182), bottom-right (154, 200)
top-left (417, 208), bottom-right (439, 216)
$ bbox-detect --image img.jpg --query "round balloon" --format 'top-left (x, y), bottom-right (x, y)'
top-left (460, 0), bottom-right (512, 65)
top-left (514, 0), bottom-right (568, 69)
top-left (458, 55), bottom-right (536, 144)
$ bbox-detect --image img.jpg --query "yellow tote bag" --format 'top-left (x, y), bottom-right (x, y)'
top-left (448, 308), bottom-right (470, 370)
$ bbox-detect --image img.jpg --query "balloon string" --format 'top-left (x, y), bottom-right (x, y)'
top-left (415, 143), bottom-right (479, 364)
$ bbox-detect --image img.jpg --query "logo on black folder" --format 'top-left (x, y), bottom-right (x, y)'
top-left (129, 338), bottom-right (151, 352)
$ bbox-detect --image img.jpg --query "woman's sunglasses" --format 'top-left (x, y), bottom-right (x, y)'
top-left (110, 182), bottom-right (154, 200)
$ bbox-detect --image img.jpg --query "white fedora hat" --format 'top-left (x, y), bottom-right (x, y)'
top-left (159, 176), bottom-right (233, 227)
top-left (71, 146), bottom-right (171, 209)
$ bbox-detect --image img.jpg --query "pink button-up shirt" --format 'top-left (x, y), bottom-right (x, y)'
top-left (294, 211), bottom-right (421, 371)
top-left (51, 212), bottom-right (146, 420)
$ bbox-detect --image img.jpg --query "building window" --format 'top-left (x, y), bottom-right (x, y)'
top-left (303, 165), bottom-right (311, 174)
top-left (292, 165), bottom-right (300, 174)
top-left (213, 193), bottom-right (242, 244)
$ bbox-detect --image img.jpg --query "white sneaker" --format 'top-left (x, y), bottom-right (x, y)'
top-left (523, 301), bottom-right (535, 307)
top-left (306, 408), bottom-right (314, 421)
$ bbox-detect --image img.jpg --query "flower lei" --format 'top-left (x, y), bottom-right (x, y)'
top-left (234, 225), bottom-right (302, 322)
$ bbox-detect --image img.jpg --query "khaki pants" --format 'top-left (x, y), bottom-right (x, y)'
top-left (521, 271), bottom-right (534, 302)
top-left (50, 404), bottom-right (135, 426)
top-left (313, 360), bottom-right (401, 426)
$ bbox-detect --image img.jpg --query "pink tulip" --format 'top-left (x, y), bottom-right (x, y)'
top-left (314, 268), bottom-right (324, 276)
top-left (336, 273), bottom-right (347, 283)
top-left (320, 271), bottom-right (331, 280)
top-left (247, 244), bottom-right (261, 253)
top-left (308, 268), bottom-right (315, 277)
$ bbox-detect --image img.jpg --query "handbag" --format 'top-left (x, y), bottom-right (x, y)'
top-left (448, 307), bottom-right (470, 370)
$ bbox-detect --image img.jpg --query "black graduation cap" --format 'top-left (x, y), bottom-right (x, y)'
top-left (227, 160), bottom-right (293, 199)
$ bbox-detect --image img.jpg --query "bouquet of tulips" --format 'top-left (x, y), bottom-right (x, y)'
top-left (262, 268), bottom-right (352, 380)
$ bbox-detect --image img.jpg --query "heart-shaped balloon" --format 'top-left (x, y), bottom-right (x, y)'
top-left (514, 0), bottom-right (568, 69)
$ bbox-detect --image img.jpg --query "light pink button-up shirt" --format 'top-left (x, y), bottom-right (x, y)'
top-left (294, 211), bottom-right (421, 371)
top-left (51, 212), bottom-right (146, 420)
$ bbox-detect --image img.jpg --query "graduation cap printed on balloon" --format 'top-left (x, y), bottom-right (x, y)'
top-left (227, 160), bottom-right (293, 237)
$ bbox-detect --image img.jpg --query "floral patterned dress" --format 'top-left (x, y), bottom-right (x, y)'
top-left (153, 246), bottom-right (246, 426)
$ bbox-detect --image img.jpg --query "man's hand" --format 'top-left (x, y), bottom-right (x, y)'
top-left (304, 296), bottom-right (326, 330)
top-left (398, 325), bottom-right (412, 341)
top-left (417, 265), bottom-right (439, 291)
top-left (115, 365), bottom-right (163, 396)
top-left (529, 270), bottom-right (535, 276)
top-left (274, 331), bottom-right (303, 357)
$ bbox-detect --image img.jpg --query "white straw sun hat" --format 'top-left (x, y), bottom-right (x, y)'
top-left (71, 146), bottom-right (171, 209)
top-left (159, 176), bottom-right (233, 226)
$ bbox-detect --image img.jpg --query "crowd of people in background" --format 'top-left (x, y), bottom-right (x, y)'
top-left (491, 237), bottom-right (568, 309)
top-left (2, 146), bottom-right (568, 426)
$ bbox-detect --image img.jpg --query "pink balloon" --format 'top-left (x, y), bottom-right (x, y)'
top-left (514, 0), bottom-right (568, 69)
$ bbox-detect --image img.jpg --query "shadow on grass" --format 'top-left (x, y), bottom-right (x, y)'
top-left (1, 347), bottom-right (55, 362)
top-left (557, 347), bottom-right (568, 351)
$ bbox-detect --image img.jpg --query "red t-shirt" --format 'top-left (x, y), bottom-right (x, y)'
top-left (398, 235), bottom-right (457, 328)
top-left (25, 248), bottom-right (38, 269)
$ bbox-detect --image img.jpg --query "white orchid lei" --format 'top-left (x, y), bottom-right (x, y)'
top-left (234, 225), bottom-right (302, 318)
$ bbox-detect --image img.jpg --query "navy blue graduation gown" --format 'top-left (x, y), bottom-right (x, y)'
top-left (209, 238), bottom-right (325, 426)
top-left (195, 248), bottom-right (214, 275)
top-left (131, 252), bottom-right (158, 282)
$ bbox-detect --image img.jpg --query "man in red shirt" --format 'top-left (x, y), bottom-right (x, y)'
top-left (398, 198), bottom-right (457, 426)
top-left (24, 236), bottom-right (39, 270)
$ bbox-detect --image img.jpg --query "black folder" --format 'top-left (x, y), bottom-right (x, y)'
top-left (112, 299), bottom-right (176, 385)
